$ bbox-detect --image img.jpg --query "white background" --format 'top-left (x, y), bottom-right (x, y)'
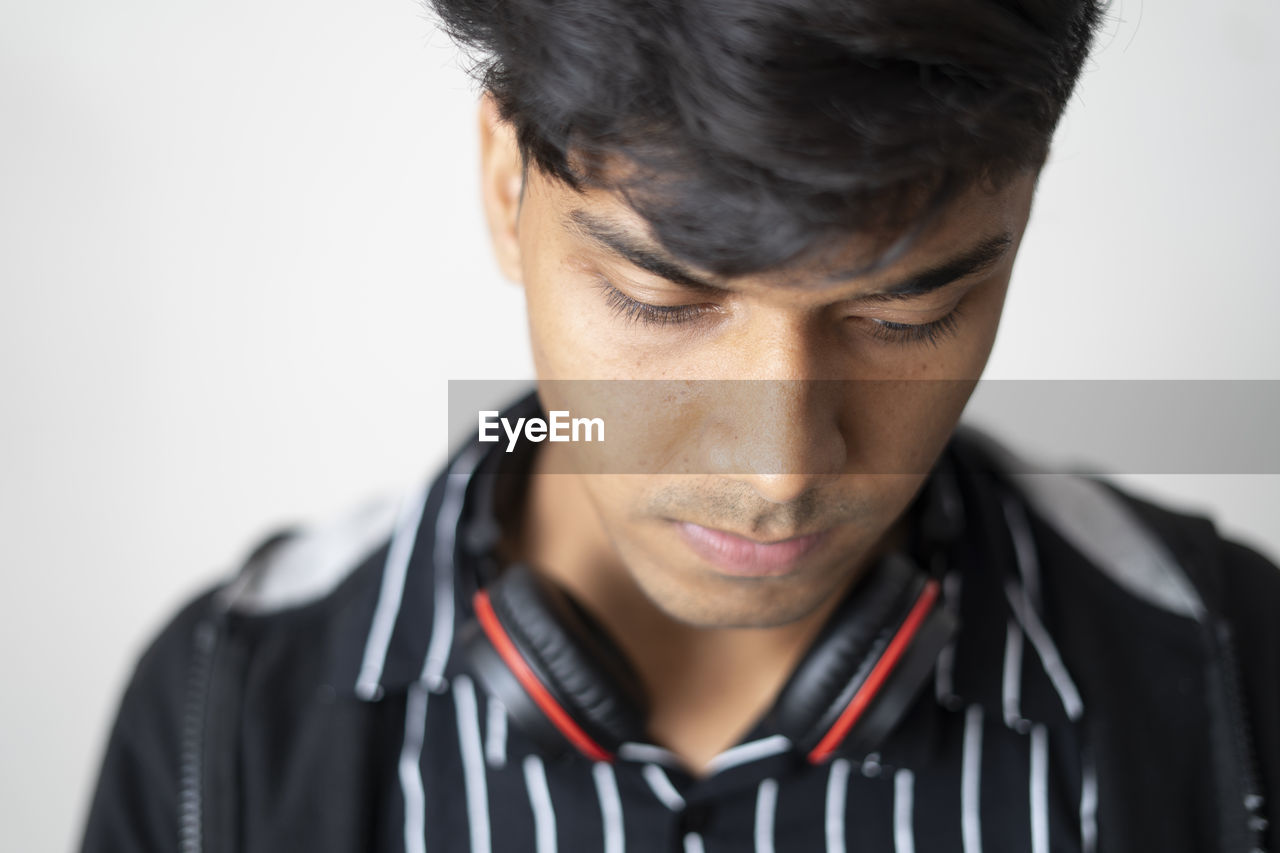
top-left (2, 0), bottom-right (1277, 849)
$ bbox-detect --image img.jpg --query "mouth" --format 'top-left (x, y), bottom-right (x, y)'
top-left (673, 521), bottom-right (831, 578)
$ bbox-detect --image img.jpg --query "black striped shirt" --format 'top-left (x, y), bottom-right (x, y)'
top-left (82, 399), bottom-right (1280, 850)
top-left (81, 407), bottom-right (1280, 853)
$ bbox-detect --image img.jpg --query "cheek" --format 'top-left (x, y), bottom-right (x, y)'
top-left (836, 381), bottom-right (968, 479)
top-left (573, 474), bottom-right (651, 558)
top-left (523, 268), bottom-right (626, 380)
top-left (519, 220), bottom-right (597, 377)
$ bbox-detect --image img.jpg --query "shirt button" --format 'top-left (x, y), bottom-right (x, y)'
top-left (678, 803), bottom-right (712, 835)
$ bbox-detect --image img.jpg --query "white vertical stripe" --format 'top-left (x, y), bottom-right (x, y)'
top-left (683, 833), bottom-right (706, 853)
top-left (825, 758), bottom-right (851, 853)
top-left (1080, 747), bottom-right (1099, 853)
top-left (453, 675), bottom-right (492, 853)
top-left (641, 764), bottom-right (685, 811)
top-left (1004, 580), bottom-right (1084, 721)
top-left (754, 778), bottom-right (778, 853)
top-left (1002, 496), bottom-right (1043, 608)
top-left (523, 755), bottom-right (557, 853)
top-left (961, 705), bottom-right (984, 853)
top-left (1029, 724), bottom-right (1049, 853)
top-left (1002, 619), bottom-right (1027, 732)
top-left (894, 769), bottom-right (915, 853)
top-left (355, 485), bottom-right (429, 699)
top-left (592, 762), bottom-right (625, 853)
top-left (485, 698), bottom-right (507, 768)
top-left (422, 445), bottom-right (485, 689)
top-left (398, 683), bottom-right (429, 853)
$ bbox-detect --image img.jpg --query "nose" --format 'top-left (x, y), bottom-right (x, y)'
top-left (706, 325), bottom-right (847, 505)
top-left (709, 380), bottom-right (846, 504)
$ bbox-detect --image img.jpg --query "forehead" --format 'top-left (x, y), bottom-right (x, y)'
top-left (525, 167), bottom-right (1039, 288)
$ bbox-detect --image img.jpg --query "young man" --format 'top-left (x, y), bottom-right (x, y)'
top-left (81, 1), bottom-right (1278, 851)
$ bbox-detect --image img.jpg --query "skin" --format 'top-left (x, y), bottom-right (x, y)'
top-left (477, 94), bottom-right (1039, 773)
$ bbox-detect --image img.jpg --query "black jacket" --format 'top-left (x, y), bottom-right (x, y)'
top-left (80, 426), bottom-right (1280, 852)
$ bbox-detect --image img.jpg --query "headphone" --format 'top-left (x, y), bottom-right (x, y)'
top-left (456, 446), bottom-right (962, 766)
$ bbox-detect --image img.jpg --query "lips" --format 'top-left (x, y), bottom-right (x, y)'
top-left (675, 521), bottom-right (830, 577)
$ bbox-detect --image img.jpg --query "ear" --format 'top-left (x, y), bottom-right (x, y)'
top-left (478, 93), bottom-right (526, 284)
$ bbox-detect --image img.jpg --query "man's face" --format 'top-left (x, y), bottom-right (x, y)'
top-left (482, 107), bottom-right (1037, 630)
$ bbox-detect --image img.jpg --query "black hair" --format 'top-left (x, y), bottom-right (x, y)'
top-left (429, 0), bottom-right (1105, 277)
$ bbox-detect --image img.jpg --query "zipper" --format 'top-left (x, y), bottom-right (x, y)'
top-left (179, 615), bottom-right (221, 853)
top-left (1211, 619), bottom-right (1268, 852)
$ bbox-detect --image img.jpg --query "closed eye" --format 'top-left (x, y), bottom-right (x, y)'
top-left (598, 273), bottom-right (966, 347)
top-left (597, 278), bottom-right (712, 327)
top-left (861, 309), bottom-right (963, 347)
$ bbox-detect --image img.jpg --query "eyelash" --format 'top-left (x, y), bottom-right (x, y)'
top-left (598, 279), bottom-right (711, 327)
top-left (864, 310), bottom-right (963, 348)
top-left (597, 278), bottom-right (963, 346)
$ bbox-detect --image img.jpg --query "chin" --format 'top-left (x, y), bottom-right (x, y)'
top-left (631, 564), bottom-right (843, 630)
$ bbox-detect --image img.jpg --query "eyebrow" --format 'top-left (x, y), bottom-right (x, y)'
top-left (566, 208), bottom-right (1013, 302)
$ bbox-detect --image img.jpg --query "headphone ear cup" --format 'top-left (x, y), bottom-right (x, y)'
top-left (460, 564), bottom-right (649, 761)
top-left (767, 552), bottom-right (957, 763)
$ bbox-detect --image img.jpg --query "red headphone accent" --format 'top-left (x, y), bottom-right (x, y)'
top-left (806, 578), bottom-right (942, 764)
top-left (472, 589), bottom-right (615, 762)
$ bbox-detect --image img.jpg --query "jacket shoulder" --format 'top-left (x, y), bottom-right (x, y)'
top-left (221, 495), bottom-right (401, 616)
top-left (79, 494), bottom-right (404, 852)
top-left (1104, 483), bottom-right (1280, 600)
